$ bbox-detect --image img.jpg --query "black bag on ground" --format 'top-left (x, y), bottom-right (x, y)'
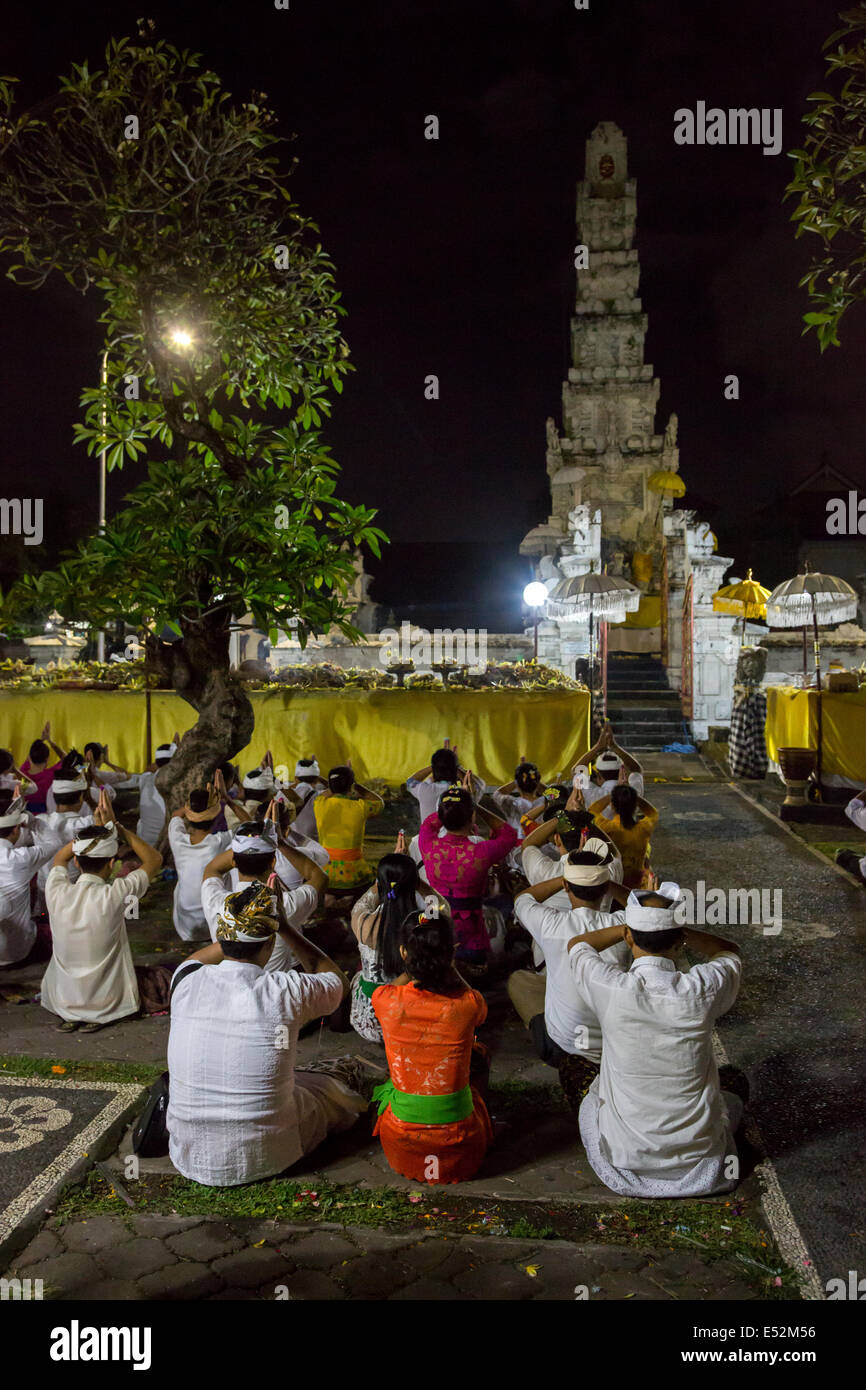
top-left (132, 1071), bottom-right (170, 1157)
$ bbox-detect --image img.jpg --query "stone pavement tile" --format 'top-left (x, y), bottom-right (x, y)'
top-left (452, 1260), bottom-right (536, 1300)
top-left (707, 1280), bottom-right (760, 1301)
top-left (389, 1278), bottom-right (459, 1300)
top-left (210, 1246), bottom-right (293, 1290)
top-left (75, 1280), bottom-right (146, 1301)
top-left (339, 1252), bottom-right (415, 1298)
top-left (60, 1214), bottom-right (133, 1254)
top-left (165, 1221), bottom-right (245, 1262)
top-left (130, 1215), bottom-right (204, 1239)
top-left (399, 1236), bottom-right (460, 1274)
top-left (96, 1237), bottom-right (178, 1280)
top-left (24, 1251), bottom-right (102, 1293)
top-left (271, 1268), bottom-right (344, 1300)
top-left (578, 1246), bottom-right (651, 1272)
top-left (138, 1261), bottom-right (224, 1300)
top-left (284, 1231), bottom-right (360, 1268)
top-left (228, 1218), bottom-right (292, 1246)
top-left (591, 1272), bottom-right (664, 1300)
top-left (12, 1228), bottom-right (63, 1266)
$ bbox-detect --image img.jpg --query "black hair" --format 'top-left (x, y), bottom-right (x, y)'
top-left (29, 739), bottom-right (49, 764)
top-left (75, 854), bottom-right (113, 874)
top-left (84, 741), bottom-right (103, 760)
top-left (188, 789), bottom-right (210, 812)
top-left (611, 784), bottom-right (638, 829)
top-left (562, 849), bottom-right (609, 904)
top-left (515, 761), bottom-right (541, 794)
top-left (0, 790), bottom-right (17, 838)
top-left (218, 761), bottom-right (238, 784)
top-left (186, 815), bottom-right (218, 833)
top-left (243, 788), bottom-right (270, 804)
top-left (431, 748), bottom-right (458, 783)
top-left (543, 786), bottom-right (571, 818)
top-left (400, 909), bottom-right (456, 993)
top-left (328, 764), bottom-right (355, 795)
top-left (234, 849), bottom-right (276, 877)
top-left (59, 750), bottom-right (84, 773)
top-left (439, 785), bottom-right (473, 831)
top-left (0, 749), bottom-right (13, 774)
top-left (54, 790), bottom-right (85, 808)
top-left (556, 808), bottom-right (594, 852)
top-left (630, 925), bottom-right (684, 953)
top-left (220, 939), bottom-right (269, 962)
top-left (372, 853), bottom-right (420, 979)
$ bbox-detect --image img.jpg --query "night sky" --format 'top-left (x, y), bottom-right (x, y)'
top-left (1, 0), bottom-right (864, 628)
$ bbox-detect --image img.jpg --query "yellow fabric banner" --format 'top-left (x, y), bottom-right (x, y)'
top-left (0, 687), bottom-right (590, 786)
top-left (611, 595), bottom-right (662, 630)
top-left (765, 685), bottom-right (866, 783)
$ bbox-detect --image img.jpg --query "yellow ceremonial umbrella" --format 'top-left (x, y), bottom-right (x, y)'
top-left (647, 468), bottom-right (686, 525)
top-left (712, 569), bottom-right (771, 639)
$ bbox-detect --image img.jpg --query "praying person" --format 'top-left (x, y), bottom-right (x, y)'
top-left (82, 741), bottom-right (131, 787)
top-left (20, 722), bottom-right (66, 813)
top-left (510, 850), bottom-right (630, 1109)
top-left (0, 749), bottom-right (37, 798)
top-left (290, 757), bottom-right (328, 839)
top-left (168, 783), bottom-right (236, 941)
top-left (34, 762), bottom-right (94, 906)
top-left (567, 884), bottom-right (745, 1198)
top-left (269, 793), bottom-right (330, 890)
top-left (314, 762), bottom-right (383, 893)
top-left (41, 791), bottom-right (162, 1032)
top-left (573, 725), bottom-right (644, 804)
top-left (418, 774), bottom-right (517, 969)
top-left (166, 884), bottom-right (375, 1187)
top-left (44, 748), bottom-right (117, 814)
top-left (371, 906), bottom-right (493, 1184)
top-left (835, 787), bottom-right (866, 885)
top-left (224, 757), bottom-right (277, 829)
top-left (125, 740), bottom-right (179, 847)
top-left (590, 775), bottom-right (659, 889)
top-left (406, 740), bottom-right (484, 828)
top-left (348, 851), bottom-right (445, 1043)
top-left (0, 787), bottom-right (63, 965)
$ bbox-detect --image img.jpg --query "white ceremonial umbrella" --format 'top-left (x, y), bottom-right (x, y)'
top-left (765, 569), bottom-right (858, 692)
top-left (545, 570), bottom-right (642, 711)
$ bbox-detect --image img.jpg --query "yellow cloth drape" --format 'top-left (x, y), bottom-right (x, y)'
top-left (765, 685), bottom-right (866, 783)
top-left (0, 687), bottom-right (590, 786)
top-left (611, 595), bottom-right (662, 630)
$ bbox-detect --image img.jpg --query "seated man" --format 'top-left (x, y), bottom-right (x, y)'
top-left (573, 725), bottom-right (644, 809)
top-left (407, 741), bottom-right (485, 829)
top-left (201, 811), bottom-right (326, 973)
top-left (290, 757), bottom-right (328, 840)
top-left (34, 761), bottom-right (95, 910)
top-left (167, 883), bottom-right (373, 1187)
top-left (168, 783), bottom-right (236, 942)
top-left (511, 850), bottom-right (630, 1110)
top-left (44, 748), bottom-right (118, 815)
top-left (42, 790), bottom-right (162, 1032)
top-left (0, 749), bottom-right (37, 797)
top-left (0, 787), bottom-right (63, 965)
top-left (121, 740), bottom-right (179, 847)
top-left (567, 884), bottom-right (744, 1198)
top-left (836, 787), bottom-right (866, 885)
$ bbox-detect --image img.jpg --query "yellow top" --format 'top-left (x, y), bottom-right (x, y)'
top-left (593, 807), bottom-right (659, 886)
top-left (314, 793), bottom-right (375, 851)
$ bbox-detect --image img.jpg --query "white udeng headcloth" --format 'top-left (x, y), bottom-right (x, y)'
top-left (243, 767), bottom-right (275, 791)
top-left (295, 759), bottom-right (320, 778)
top-left (624, 883), bottom-right (682, 933)
top-left (231, 821), bottom-right (278, 855)
top-left (0, 795), bottom-right (26, 828)
top-left (562, 854), bottom-right (610, 887)
top-left (53, 774), bottom-right (87, 795)
top-left (595, 751), bottom-right (622, 773)
top-left (72, 823), bottom-right (120, 858)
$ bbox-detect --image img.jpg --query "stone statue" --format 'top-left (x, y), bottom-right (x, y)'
top-left (568, 504), bottom-right (591, 544)
top-left (545, 417), bottom-right (561, 457)
top-left (665, 413), bottom-right (678, 448)
top-left (735, 645), bottom-right (768, 686)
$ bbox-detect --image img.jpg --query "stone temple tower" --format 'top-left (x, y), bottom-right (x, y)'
top-left (520, 121), bottom-right (680, 582)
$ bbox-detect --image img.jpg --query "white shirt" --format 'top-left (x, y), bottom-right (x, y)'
top-left (492, 790), bottom-right (535, 832)
top-left (568, 942), bottom-right (742, 1197)
top-left (844, 796), bottom-right (866, 875)
top-left (0, 817), bottom-right (63, 964)
top-left (520, 842), bottom-right (624, 968)
top-left (514, 897), bottom-right (629, 1060)
top-left (124, 771), bottom-right (166, 846)
top-left (273, 831), bottom-right (330, 890)
top-left (201, 874), bottom-right (318, 974)
top-left (41, 865), bottom-right (151, 1022)
top-left (407, 773), bottom-right (485, 827)
top-left (167, 958), bottom-right (344, 1185)
top-left (291, 782), bottom-right (323, 839)
top-left (588, 772), bottom-right (645, 811)
top-left (45, 781), bottom-right (117, 815)
top-left (168, 819), bottom-right (233, 940)
top-left (34, 810), bottom-right (93, 893)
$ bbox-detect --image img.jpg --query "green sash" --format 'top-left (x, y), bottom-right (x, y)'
top-left (358, 976), bottom-right (380, 1000)
top-left (372, 1077), bottom-right (474, 1125)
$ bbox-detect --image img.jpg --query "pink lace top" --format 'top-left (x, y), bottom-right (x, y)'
top-left (418, 812), bottom-right (517, 952)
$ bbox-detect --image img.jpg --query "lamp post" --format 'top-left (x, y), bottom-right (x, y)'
top-left (96, 349), bottom-right (108, 663)
top-left (523, 581), bottom-right (548, 662)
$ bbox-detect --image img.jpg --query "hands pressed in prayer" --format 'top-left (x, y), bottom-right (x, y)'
top-left (93, 788), bottom-right (112, 826)
top-left (461, 768), bottom-right (473, 792)
top-left (618, 763), bottom-right (629, 784)
top-left (567, 784), bottom-right (585, 812)
top-left (42, 720), bottom-right (51, 740)
top-left (213, 768), bottom-right (227, 803)
top-left (172, 731), bottom-right (181, 747)
top-left (395, 829), bottom-right (408, 854)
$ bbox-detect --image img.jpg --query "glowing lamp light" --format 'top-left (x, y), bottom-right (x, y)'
top-left (169, 327), bottom-right (194, 350)
top-left (523, 581), bottom-right (548, 608)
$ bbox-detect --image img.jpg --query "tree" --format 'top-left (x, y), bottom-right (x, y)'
top-left (0, 30), bottom-right (386, 810)
top-left (786, 3), bottom-right (866, 350)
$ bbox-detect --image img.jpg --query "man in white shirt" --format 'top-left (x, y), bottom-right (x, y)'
top-left (201, 814), bottom-right (326, 974)
top-left (168, 786), bottom-right (236, 941)
top-left (566, 883), bottom-right (744, 1199)
top-left (836, 788), bottom-right (866, 884)
top-left (510, 851), bottom-right (630, 1093)
top-left (120, 741), bottom-right (178, 847)
top-left (44, 749), bottom-right (118, 816)
top-left (289, 758), bottom-right (327, 840)
top-left (0, 788), bottom-right (63, 965)
top-left (42, 792), bottom-right (163, 1032)
top-left (572, 726), bottom-right (644, 811)
top-left (406, 742), bottom-right (485, 829)
top-left (167, 884), bottom-right (370, 1187)
top-left (34, 766), bottom-right (94, 906)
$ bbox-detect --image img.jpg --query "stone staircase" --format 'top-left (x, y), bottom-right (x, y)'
top-left (604, 654), bottom-right (692, 752)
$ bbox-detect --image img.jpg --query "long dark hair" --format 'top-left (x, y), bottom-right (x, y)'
top-left (515, 761), bottom-right (541, 795)
top-left (328, 764), bottom-right (355, 795)
top-left (373, 853), bottom-right (419, 979)
top-left (438, 785), bottom-right (473, 830)
top-left (431, 747), bottom-right (458, 783)
top-left (611, 783), bottom-right (639, 830)
top-left (400, 909), bottom-right (456, 993)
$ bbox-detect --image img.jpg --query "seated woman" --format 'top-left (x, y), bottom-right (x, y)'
top-left (314, 762), bottom-right (383, 896)
top-left (371, 907), bottom-right (493, 1184)
top-left (418, 775), bottom-right (517, 970)
top-left (349, 850), bottom-right (443, 1043)
top-left (588, 774), bottom-right (659, 890)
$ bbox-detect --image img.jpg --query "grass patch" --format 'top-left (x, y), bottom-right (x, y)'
top-left (507, 1218), bottom-right (556, 1240)
top-left (0, 1053), bottom-right (163, 1087)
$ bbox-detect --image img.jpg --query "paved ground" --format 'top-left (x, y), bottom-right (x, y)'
top-left (2, 754), bottom-right (862, 1300)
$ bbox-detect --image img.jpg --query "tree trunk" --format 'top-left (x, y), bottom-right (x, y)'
top-left (146, 612), bottom-right (254, 822)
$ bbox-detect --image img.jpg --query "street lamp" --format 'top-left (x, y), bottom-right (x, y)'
top-left (96, 349), bottom-right (108, 663)
top-left (523, 581), bottom-right (548, 662)
top-left (169, 327), bottom-right (194, 350)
